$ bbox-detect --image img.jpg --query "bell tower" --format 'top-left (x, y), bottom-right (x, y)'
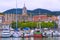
top-left (22, 4), bottom-right (28, 22)
top-left (22, 4), bottom-right (27, 15)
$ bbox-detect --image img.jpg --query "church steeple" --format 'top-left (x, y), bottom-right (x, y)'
top-left (22, 3), bottom-right (28, 22)
top-left (22, 4), bottom-right (27, 15)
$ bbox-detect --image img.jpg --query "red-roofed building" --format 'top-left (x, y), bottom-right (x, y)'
top-left (33, 15), bottom-right (58, 22)
top-left (33, 15), bottom-right (48, 22)
top-left (51, 16), bottom-right (58, 21)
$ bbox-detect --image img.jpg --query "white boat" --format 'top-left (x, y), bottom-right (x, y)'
top-left (42, 30), bottom-right (53, 37)
top-left (30, 30), bottom-right (34, 36)
top-left (23, 30), bottom-right (31, 37)
top-left (24, 33), bottom-right (31, 37)
top-left (12, 31), bottom-right (20, 37)
top-left (46, 31), bottom-right (52, 37)
top-left (53, 31), bottom-right (60, 37)
top-left (2, 29), bottom-right (11, 37)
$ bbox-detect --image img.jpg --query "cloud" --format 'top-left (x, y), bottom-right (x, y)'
top-left (0, 0), bottom-right (60, 12)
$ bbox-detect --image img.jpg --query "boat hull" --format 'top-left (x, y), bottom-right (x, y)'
top-left (34, 34), bottom-right (42, 38)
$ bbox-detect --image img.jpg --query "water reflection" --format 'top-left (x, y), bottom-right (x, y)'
top-left (12, 38), bottom-right (20, 40)
top-left (2, 38), bottom-right (10, 40)
top-left (1, 37), bottom-right (60, 40)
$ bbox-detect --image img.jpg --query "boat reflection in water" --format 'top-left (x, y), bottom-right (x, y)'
top-left (1, 37), bottom-right (60, 40)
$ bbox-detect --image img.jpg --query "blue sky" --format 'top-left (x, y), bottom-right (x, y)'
top-left (0, 0), bottom-right (60, 12)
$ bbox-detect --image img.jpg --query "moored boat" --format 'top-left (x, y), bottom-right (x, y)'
top-left (2, 29), bottom-right (11, 38)
top-left (34, 30), bottom-right (42, 38)
top-left (12, 31), bottom-right (20, 38)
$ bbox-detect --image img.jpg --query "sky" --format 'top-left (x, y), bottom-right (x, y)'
top-left (0, 0), bottom-right (60, 12)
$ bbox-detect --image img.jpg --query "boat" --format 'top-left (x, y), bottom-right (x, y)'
top-left (12, 30), bottom-right (20, 38)
top-left (23, 32), bottom-right (31, 38)
top-left (22, 29), bottom-right (34, 38)
top-left (33, 30), bottom-right (42, 38)
top-left (12, 31), bottom-right (20, 37)
top-left (42, 29), bottom-right (54, 37)
top-left (53, 30), bottom-right (60, 37)
top-left (2, 29), bottom-right (11, 38)
top-left (22, 27), bottom-right (31, 38)
top-left (30, 29), bottom-right (34, 37)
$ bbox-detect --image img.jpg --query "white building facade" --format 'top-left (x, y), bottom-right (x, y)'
top-left (57, 16), bottom-right (60, 28)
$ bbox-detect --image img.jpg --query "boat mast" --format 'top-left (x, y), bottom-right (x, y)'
top-left (39, 10), bottom-right (41, 30)
top-left (16, 0), bottom-right (18, 29)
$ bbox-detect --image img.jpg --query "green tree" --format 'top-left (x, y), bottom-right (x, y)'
top-left (47, 21), bottom-right (54, 28)
top-left (29, 22), bottom-right (37, 28)
top-left (52, 21), bottom-right (58, 28)
top-left (40, 21), bottom-right (57, 28)
top-left (11, 21), bottom-right (21, 29)
top-left (41, 21), bottom-right (47, 28)
top-left (11, 21), bottom-right (58, 29)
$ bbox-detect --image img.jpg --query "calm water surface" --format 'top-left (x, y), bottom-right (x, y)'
top-left (1, 37), bottom-right (60, 40)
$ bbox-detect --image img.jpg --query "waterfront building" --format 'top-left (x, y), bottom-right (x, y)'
top-left (0, 13), bottom-right (4, 29)
top-left (2, 21), bottom-right (11, 29)
top-left (33, 15), bottom-right (58, 23)
top-left (0, 14), bottom-right (4, 23)
top-left (21, 4), bottom-right (29, 22)
top-left (57, 16), bottom-right (60, 28)
top-left (33, 15), bottom-right (48, 22)
top-left (4, 4), bottom-right (32, 22)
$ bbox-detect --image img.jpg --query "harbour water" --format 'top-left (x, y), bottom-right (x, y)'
top-left (1, 37), bottom-right (60, 40)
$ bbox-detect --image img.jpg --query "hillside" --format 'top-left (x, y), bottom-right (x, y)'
top-left (3, 8), bottom-right (60, 16)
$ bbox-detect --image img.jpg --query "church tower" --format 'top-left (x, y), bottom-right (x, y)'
top-left (22, 4), bottom-right (27, 15)
top-left (22, 4), bottom-right (28, 22)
